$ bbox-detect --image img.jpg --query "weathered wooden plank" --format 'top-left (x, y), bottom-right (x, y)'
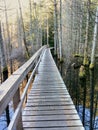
top-left (29, 91), bottom-right (68, 93)
top-left (27, 98), bottom-right (72, 102)
top-left (35, 76), bottom-right (62, 79)
top-left (23, 120), bottom-right (83, 127)
top-left (32, 85), bottom-right (67, 89)
top-left (23, 109), bottom-right (77, 116)
top-left (23, 127), bottom-right (84, 130)
top-left (34, 78), bottom-right (63, 81)
top-left (22, 114), bottom-right (80, 121)
top-left (28, 93), bottom-right (70, 97)
top-left (30, 90), bottom-right (68, 93)
top-left (22, 48), bottom-right (84, 130)
top-left (24, 105), bottom-right (75, 111)
top-left (30, 87), bottom-right (67, 90)
top-left (31, 88), bottom-right (67, 91)
top-left (29, 91), bottom-right (69, 95)
top-left (28, 94), bottom-right (70, 98)
top-left (38, 67), bottom-right (58, 70)
top-left (32, 83), bottom-right (65, 86)
top-left (28, 95), bottom-right (71, 100)
top-left (25, 100), bottom-right (73, 106)
top-left (33, 81), bottom-right (64, 84)
top-left (32, 86), bottom-right (65, 89)
top-left (27, 97), bottom-right (72, 102)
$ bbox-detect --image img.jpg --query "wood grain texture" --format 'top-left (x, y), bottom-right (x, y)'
top-left (22, 48), bottom-right (84, 130)
top-left (23, 128), bottom-right (84, 130)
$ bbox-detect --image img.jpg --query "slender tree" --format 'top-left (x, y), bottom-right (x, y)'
top-left (4, 0), bottom-right (13, 74)
top-left (18, 0), bottom-right (30, 58)
top-left (59, 0), bottom-right (62, 61)
top-left (89, 6), bottom-right (98, 130)
top-left (83, 0), bottom-right (90, 65)
top-left (17, 10), bottom-right (24, 54)
top-left (29, 0), bottom-right (33, 51)
top-left (47, 14), bottom-right (49, 45)
top-left (54, 0), bottom-right (59, 56)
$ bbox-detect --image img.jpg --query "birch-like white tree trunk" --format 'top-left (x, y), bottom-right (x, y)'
top-left (54, 0), bottom-right (59, 55)
top-left (4, 0), bottom-right (11, 60)
top-left (90, 7), bottom-right (98, 68)
top-left (0, 22), bottom-right (6, 70)
top-left (47, 14), bottom-right (49, 45)
top-left (59, 0), bottom-right (62, 60)
top-left (18, 0), bottom-right (30, 58)
top-left (29, 0), bottom-right (33, 52)
top-left (54, 10), bottom-right (56, 54)
top-left (79, 2), bottom-right (84, 55)
top-left (17, 11), bottom-right (24, 54)
top-left (83, 1), bottom-right (90, 65)
top-left (89, 7), bottom-right (98, 130)
top-left (33, 2), bottom-right (38, 52)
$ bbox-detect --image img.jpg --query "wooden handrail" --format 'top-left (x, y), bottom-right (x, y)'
top-left (0, 46), bottom-right (47, 125)
top-left (8, 49), bottom-right (45, 130)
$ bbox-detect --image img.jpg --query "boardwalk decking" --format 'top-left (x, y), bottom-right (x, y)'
top-left (22, 48), bottom-right (84, 130)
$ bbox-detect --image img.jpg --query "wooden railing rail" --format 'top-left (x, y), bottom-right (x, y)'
top-left (0, 45), bottom-right (47, 130)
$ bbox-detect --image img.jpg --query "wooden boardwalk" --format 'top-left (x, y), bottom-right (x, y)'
top-left (22, 48), bottom-right (84, 130)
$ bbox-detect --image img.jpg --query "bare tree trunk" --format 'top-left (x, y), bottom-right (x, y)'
top-left (10, 24), bottom-right (13, 74)
top-left (4, 0), bottom-right (13, 75)
top-left (29, 0), bottom-right (33, 52)
top-left (83, 1), bottom-right (90, 65)
top-left (54, 0), bottom-right (59, 56)
top-left (40, 25), bottom-right (42, 47)
top-left (17, 11), bottom-right (24, 54)
top-left (0, 59), bottom-right (2, 83)
top-left (1, 23), bottom-right (8, 62)
top-left (44, 19), bottom-right (46, 45)
top-left (18, 0), bottom-right (30, 58)
top-left (89, 6), bottom-right (98, 130)
top-left (79, 2), bottom-right (84, 55)
top-left (79, 1), bottom-right (91, 126)
top-left (59, 0), bottom-right (62, 61)
top-left (54, 11), bottom-right (56, 54)
top-left (47, 14), bottom-right (49, 45)
top-left (90, 7), bottom-right (98, 68)
top-left (33, 2), bottom-right (38, 52)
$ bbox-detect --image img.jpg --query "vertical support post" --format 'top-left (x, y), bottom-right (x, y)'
top-left (35, 57), bottom-right (39, 74)
top-left (13, 88), bottom-right (23, 130)
top-left (25, 75), bottom-right (29, 103)
top-left (6, 106), bottom-right (10, 126)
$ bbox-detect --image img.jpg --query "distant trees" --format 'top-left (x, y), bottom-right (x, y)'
top-left (18, 0), bottom-right (30, 58)
top-left (61, 0), bottom-right (98, 129)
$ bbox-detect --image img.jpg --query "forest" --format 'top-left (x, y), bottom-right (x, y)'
top-left (0, 0), bottom-right (98, 130)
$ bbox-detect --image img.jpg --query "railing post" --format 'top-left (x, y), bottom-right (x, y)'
top-left (35, 58), bottom-right (39, 74)
top-left (13, 88), bottom-right (23, 130)
top-left (25, 75), bottom-right (29, 103)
